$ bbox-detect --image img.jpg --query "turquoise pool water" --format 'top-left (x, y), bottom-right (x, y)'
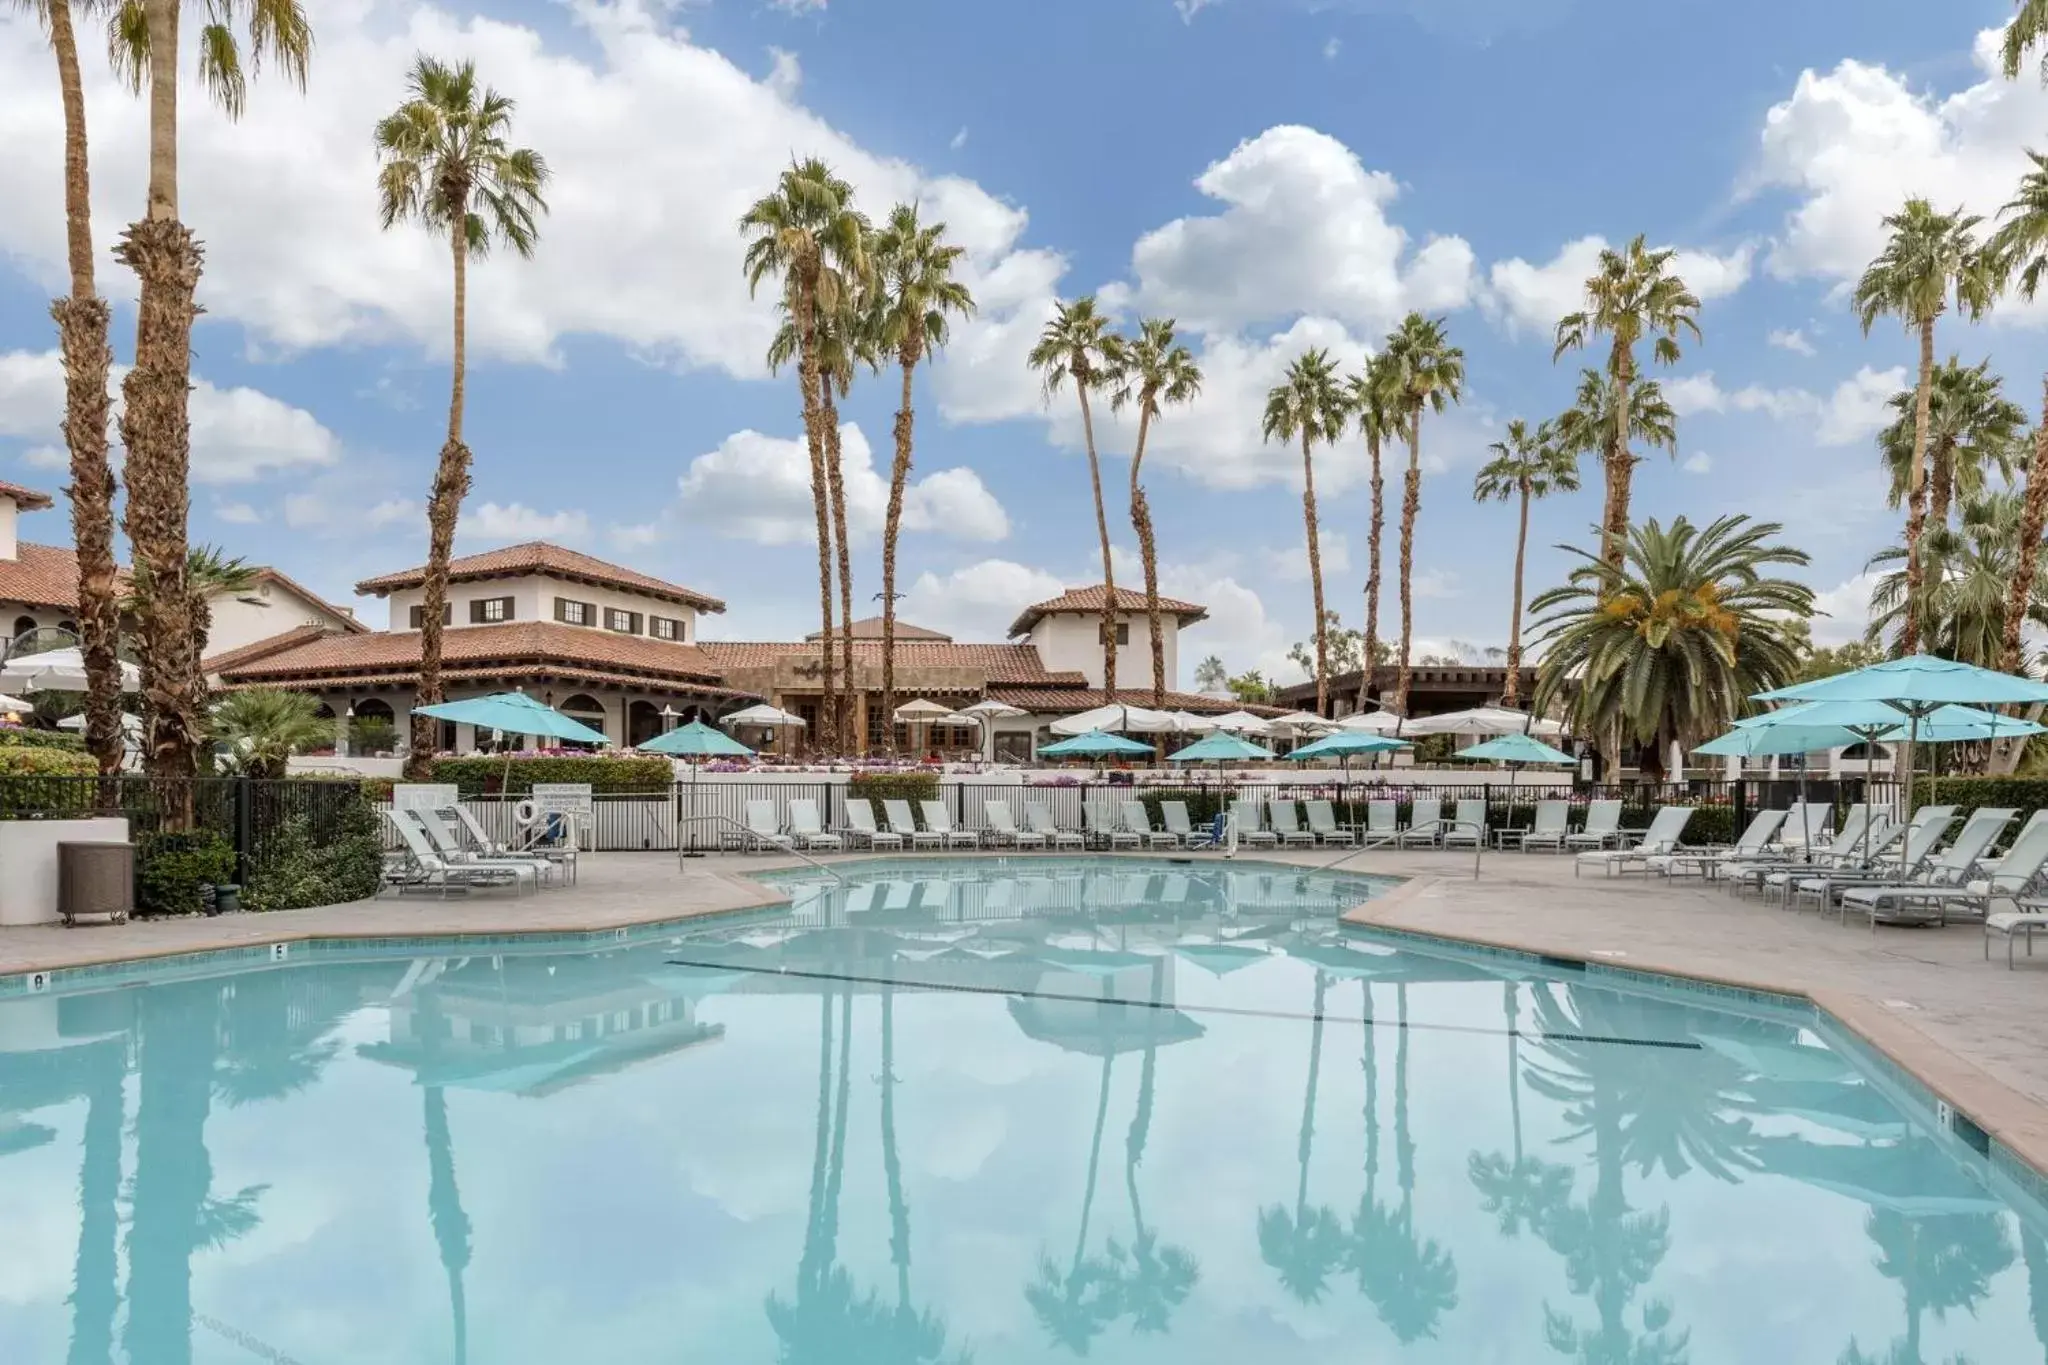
top-left (2, 856), bottom-right (2044, 1362)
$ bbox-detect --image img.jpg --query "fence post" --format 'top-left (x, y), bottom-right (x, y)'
top-left (1731, 779), bottom-right (1748, 842)
top-left (232, 777), bottom-right (254, 888)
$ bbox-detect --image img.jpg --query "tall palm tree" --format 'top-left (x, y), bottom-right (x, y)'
top-left (1853, 199), bottom-right (1996, 654)
top-left (872, 205), bottom-right (974, 750)
top-left (2004, 2), bottom-right (2048, 83)
top-left (1986, 152), bottom-right (2048, 676)
top-left (1875, 358), bottom-right (2026, 529)
top-left (1472, 419), bottom-right (1579, 708)
top-left (1380, 312), bottom-right (1466, 719)
top-left (1553, 368), bottom-right (1678, 479)
top-left (1553, 236), bottom-right (1701, 570)
top-left (376, 55), bottom-right (549, 778)
top-left (1528, 515), bottom-right (1813, 779)
top-left (1111, 319), bottom-right (1202, 706)
top-left (1029, 298), bottom-right (1127, 694)
top-left (125, 543), bottom-right (255, 745)
top-left (1346, 354), bottom-right (1400, 712)
top-left (1261, 349), bottom-right (1348, 714)
top-left (1866, 490), bottom-right (2048, 670)
top-left (15, 0), bottom-right (121, 775)
top-left (110, 0), bottom-right (310, 788)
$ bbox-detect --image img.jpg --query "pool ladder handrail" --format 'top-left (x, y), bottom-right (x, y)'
top-left (1321, 817), bottom-right (1485, 880)
top-left (675, 813), bottom-right (846, 883)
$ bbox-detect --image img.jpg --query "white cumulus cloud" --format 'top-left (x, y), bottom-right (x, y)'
top-left (896, 559), bottom-right (1067, 641)
top-left (459, 502), bottom-right (592, 543)
top-left (1663, 365), bottom-right (1903, 447)
top-left (1767, 328), bottom-right (1816, 356)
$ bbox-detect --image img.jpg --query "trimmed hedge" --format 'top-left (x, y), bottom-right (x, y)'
top-left (136, 829), bottom-right (236, 917)
top-left (244, 800), bottom-right (383, 911)
top-left (1915, 777), bottom-right (2048, 848)
top-left (0, 746), bottom-right (97, 777)
top-left (429, 755), bottom-right (674, 797)
top-left (851, 772), bottom-right (940, 805)
top-left (0, 726), bottom-right (86, 752)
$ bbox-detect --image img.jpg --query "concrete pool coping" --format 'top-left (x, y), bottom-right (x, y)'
top-left (6, 846), bottom-right (2048, 1195)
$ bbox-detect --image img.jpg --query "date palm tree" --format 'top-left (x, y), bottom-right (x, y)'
top-left (1986, 152), bottom-right (2048, 676)
top-left (1029, 298), bottom-right (1127, 694)
top-left (109, 0), bottom-right (310, 788)
top-left (15, 0), bottom-right (120, 775)
top-left (1111, 319), bottom-right (1202, 705)
top-left (1867, 490), bottom-right (2048, 669)
top-left (1876, 358), bottom-right (2025, 530)
top-left (1380, 312), bottom-right (1466, 719)
top-left (376, 55), bottom-right (549, 777)
top-left (1347, 354), bottom-right (1400, 712)
top-left (1262, 349), bottom-right (1349, 713)
top-left (744, 160), bottom-right (869, 752)
top-left (1553, 236), bottom-right (1701, 570)
top-left (1529, 515), bottom-right (1813, 780)
top-left (1473, 420), bottom-right (1579, 708)
top-left (872, 204), bottom-right (974, 750)
top-left (1853, 199), bottom-right (1996, 655)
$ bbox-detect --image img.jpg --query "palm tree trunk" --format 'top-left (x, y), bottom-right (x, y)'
top-left (1072, 1051), bottom-right (1116, 1276)
top-left (1078, 385), bottom-right (1116, 696)
top-left (1359, 430), bottom-right (1383, 714)
top-left (115, 0), bottom-right (202, 803)
top-left (822, 388), bottom-right (856, 750)
top-left (1302, 433), bottom-right (1329, 715)
top-left (1131, 408), bottom-right (1166, 706)
top-left (795, 275), bottom-right (837, 752)
top-left (47, 0), bottom-right (119, 780)
top-left (1603, 351), bottom-right (1633, 570)
top-left (1505, 482), bottom-right (1530, 708)
top-left (1929, 436), bottom-right (1956, 529)
top-left (881, 348), bottom-right (920, 755)
top-left (2001, 383), bottom-right (2048, 678)
top-left (1394, 415), bottom-right (1422, 718)
top-left (407, 215), bottom-right (473, 780)
top-left (1903, 318), bottom-right (1936, 655)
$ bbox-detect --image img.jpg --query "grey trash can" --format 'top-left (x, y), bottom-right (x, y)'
top-left (59, 841), bottom-right (134, 926)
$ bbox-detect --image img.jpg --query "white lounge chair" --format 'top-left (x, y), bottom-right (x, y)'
top-left (384, 809), bottom-right (536, 897)
top-left (1649, 808), bottom-right (1787, 878)
top-left (1399, 796), bottom-right (1444, 847)
top-left (788, 798), bottom-right (845, 852)
top-left (1576, 807), bottom-right (1693, 877)
top-left (743, 800), bottom-right (797, 852)
top-left (843, 798), bottom-right (904, 851)
top-left (1161, 800), bottom-right (1204, 847)
top-left (985, 801), bottom-right (1046, 850)
top-left (920, 799), bottom-right (980, 849)
top-left (1027, 803), bottom-right (1086, 851)
top-left (1363, 800), bottom-right (1399, 843)
top-left (1442, 799), bottom-right (1487, 849)
top-left (1267, 800), bottom-right (1317, 848)
top-left (1231, 798), bottom-right (1278, 848)
top-left (1839, 815), bottom-right (2048, 931)
top-left (1518, 801), bottom-right (1570, 853)
top-left (1086, 799), bottom-right (1141, 850)
top-left (1564, 800), bottom-right (1625, 851)
top-left (1725, 808), bottom-right (1876, 895)
top-left (1790, 806), bottom-right (1959, 911)
top-left (1306, 800), bottom-right (1355, 847)
top-left (417, 806), bottom-right (560, 887)
top-left (1839, 807), bottom-right (2017, 928)
top-left (1122, 800), bottom-right (1181, 849)
top-left (884, 799), bottom-right (944, 851)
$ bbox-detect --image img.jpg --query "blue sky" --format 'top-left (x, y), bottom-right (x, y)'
top-left (0, 0), bottom-right (2039, 681)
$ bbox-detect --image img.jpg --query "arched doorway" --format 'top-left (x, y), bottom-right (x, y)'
top-left (350, 698), bottom-right (397, 756)
top-left (627, 700), bottom-right (663, 748)
top-left (10, 616), bottom-right (34, 643)
top-left (559, 693), bottom-right (609, 748)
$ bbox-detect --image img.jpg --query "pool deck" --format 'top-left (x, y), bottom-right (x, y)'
top-left (6, 846), bottom-right (2048, 1174)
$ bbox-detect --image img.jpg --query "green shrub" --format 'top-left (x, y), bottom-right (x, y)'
top-left (244, 800), bottom-right (383, 911)
top-left (0, 726), bottom-right (86, 752)
top-left (136, 829), bottom-right (236, 917)
top-left (428, 754), bottom-right (673, 797)
top-left (1918, 777), bottom-right (2048, 848)
top-left (0, 745), bottom-right (96, 776)
top-left (850, 771), bottom-right (940, 806)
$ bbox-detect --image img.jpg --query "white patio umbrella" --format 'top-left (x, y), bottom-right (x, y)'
top-left (1165, 710), bottom-right (1220, 733)
top-left (0, 692), bottom-right (35, 713)
top-left (893, 698), bottom-right (955, 721)
top-left (721, 703), bottom-right (807, 729)
top-left (1207, 710), bottom-right (1275, 736)
top-left (58, 711), bottom-right (141, 734)
top-left (0, 648), bottom-right (141, 693)
top-left (1338, 709), bottom-right (1405, 734)
top-left (956, 697), bottom-right (1027, 759)
top-left (1401, 705), bottom-right (1563, 738)
top-left (1049, 702), bottom-right (1179, 735)
top-left (1267, 710), bottom-right (1338, 738)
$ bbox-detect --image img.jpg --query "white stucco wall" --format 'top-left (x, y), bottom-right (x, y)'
top-left (1028, 611), bottom-right (1178, 691)
top-left (380, 573), bottom-right (702, 642)
top-left (206, 579), bottom-right (357, 656)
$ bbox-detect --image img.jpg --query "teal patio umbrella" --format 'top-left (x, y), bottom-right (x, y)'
top-left (1038, 730), bottom-right (1154, 759)
top-left (1757, 656), bottom-right (2048, 820)
top-left (1697, 715), bottom-right (1866, 849)
top-left (1167, 732), bottom-right (1276, 763)
top-left (639, 721), bottom-right (756, 858)
top-left (1286, 732), bottom-right (1411, 760)
top-left (1456, 733), bottom-right (1576, 855)
top-left (415, 691), bottom-right (611, 798)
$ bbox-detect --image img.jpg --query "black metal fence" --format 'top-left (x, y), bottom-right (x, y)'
top-left (0, 775), bottom-right (371, 884)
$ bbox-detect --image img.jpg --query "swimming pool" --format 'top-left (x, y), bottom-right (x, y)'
top-left (2, 856), bottom-right (2043, 1362)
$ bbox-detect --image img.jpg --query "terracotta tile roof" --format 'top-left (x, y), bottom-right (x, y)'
top-left (985, 685), bottom-right (1280, 716)
top-left (1007, 584), bottom-right (1207, 637)
top-left (217, 666), bottom-right (761, 700)
top-left (354, 542), bottom-right (726, 614)
top-left (250, 567), bottom-right (368, 633)
top-left (217, 620), bottom-right (730, 686)
top-left (804, 615), bottom-right (952, 642)
top-left (203, 624), bottom-right (337, 674)
top-left (0, 481), bottom-right (54, 511)
top-left (0, 542), bottom-right (87, 610)
top-left (696, 639), bottom-right (1063, 684)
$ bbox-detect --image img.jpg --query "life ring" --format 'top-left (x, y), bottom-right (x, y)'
top-left (514, 799), bottom-right (540, 827)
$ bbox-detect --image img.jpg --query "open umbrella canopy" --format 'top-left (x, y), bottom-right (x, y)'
top-left (1167, 731), bottom-right (1275, 762)
top-left (1165, 710), bottom-right (1220, 733)
top-left (1267, 710), bottom-right (1337, 736)
top-left (1287, 732), bottom-right (1412, 760)
top-left (1456, 733), bottom-right (1575, 765)
top-left (720, 702), bottom-right (807, 729)
top-left (637, 719), bottom-right (755, 758)
top-left (1049, 702), bottom-right (1181, 735)
top-left (1207, 710), bottom-right (1276, 735)
top-left (1756, 655), bottom-right (2048, 709)
top-left (414, 692), bottom-right (608, 745)
top-left (958, 698), bottom-right (1027, 718)
top-left (893, 698), bottom-right (955, 721)
top-left (1338, 709), bottom-right (1404, 734)
top-left (1401, 705), bottom-right (1566, 738)
top-left (0, 648), bottom-right (141, 694)
top-left (1038, 729), bottom-right (1155, 758)
top-left (1696, 722), bottom-right (1864, 758)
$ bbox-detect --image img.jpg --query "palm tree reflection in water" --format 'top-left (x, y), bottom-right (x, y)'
top-left (1259, 969), bottom-right (1345, 1302)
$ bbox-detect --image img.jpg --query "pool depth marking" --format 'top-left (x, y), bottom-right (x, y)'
top-left (662, 957), bottom-right (1703, 1050)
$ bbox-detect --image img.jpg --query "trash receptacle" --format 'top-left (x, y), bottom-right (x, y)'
top-left (58, 841), bottom-right (133, 926)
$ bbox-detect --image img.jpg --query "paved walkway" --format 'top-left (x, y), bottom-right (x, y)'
top-left (6, 845), bottom-right (2047, 1172)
